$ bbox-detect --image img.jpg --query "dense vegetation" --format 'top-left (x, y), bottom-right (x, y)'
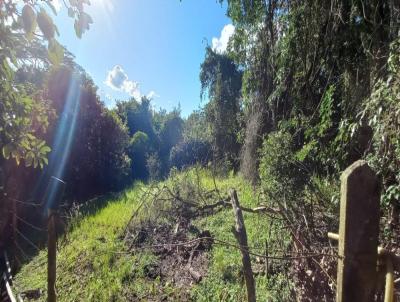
top-left (2, 0), bottom-right (400, 300)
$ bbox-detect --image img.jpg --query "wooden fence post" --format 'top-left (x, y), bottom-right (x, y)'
top-left (12, 198), bottom-right (17, 247)
top-left (44, 176), bottom-right (66, 302)
top-left (47, 210), bottom-right (57, 302)
top-left (230, 189), bottom-right (256, 302)
top-left (336, 160), bottom-right (380, 302)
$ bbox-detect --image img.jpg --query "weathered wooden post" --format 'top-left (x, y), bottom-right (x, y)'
top-left (47, 211), bottom-right (57, 302)
top-left (12, 198), bottom-right (17, 249)
top-left (230, 189), bottom-right (256, 302)
top-left (44, 176), bottom-right (66, 302)
top-left (336, 160), bottom-right (380, 302)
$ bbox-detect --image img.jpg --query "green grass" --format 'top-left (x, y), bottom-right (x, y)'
top-left (15, 184), bottom-right (145, 301)
top-left (14, 169), bottom-right (293, 301)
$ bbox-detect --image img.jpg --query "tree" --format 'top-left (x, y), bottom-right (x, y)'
top-left (0, 0), bottom-right (92, 168)
top-left (183, 109), bottom-right (212, 143)
top-left (42, 66), bottom-right (131, 199)
top-left (200, 47), bottom-right (242, 169)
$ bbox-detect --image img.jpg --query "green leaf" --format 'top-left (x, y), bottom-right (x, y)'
top-left (37, 140), bottom-right (46, 148)
top-left (40, 145), bottom-right (51, 154)
top-left (74, 19), bottom-right (82, 38)
top-left (2, 145), bottom-right (12, 160)
top-left (2, 59), bottom-right (14, 81)
top-left (33, 158), bottom-right (38, 169)
top-left (22, 5), bottom-right (37, 37)
top-left (37, 9), bottom-right (55, 40)
top-left (48, 39), bottom-right (64, 65)
top-left (27, 133), bottom-right (35, 140)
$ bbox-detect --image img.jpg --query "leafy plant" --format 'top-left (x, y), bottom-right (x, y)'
top-left (0, 0), bottom-right (92, 168)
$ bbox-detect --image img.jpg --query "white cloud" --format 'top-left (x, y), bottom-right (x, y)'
top-left (146, 91), bottom-right (159, 100)
top-left (105, 65), bottom-right (128, 89)
top-left (212, 24), bottom-right (235, 54)
top-left (105, 65), bottom-right (156, 101)
top-left (122, 79), bottom-right (140, 98)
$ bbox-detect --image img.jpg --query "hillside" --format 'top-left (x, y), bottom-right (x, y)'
top-left (14, 169), bottom-right (298, 301)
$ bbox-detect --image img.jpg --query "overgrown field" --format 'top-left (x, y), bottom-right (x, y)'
top-left (14, 168), bottom-right (295, 301)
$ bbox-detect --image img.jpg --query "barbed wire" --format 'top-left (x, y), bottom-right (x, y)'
top-left (15, 229), bottom-right (41, 252)
top-left (6, 196), bottom-right (42, 208)
top-left (86, 236), bottom-right (339, 262)
top-left (15, 216), bottom-right (46, 232)
top-left (13, 241), bottom-right (29, 261)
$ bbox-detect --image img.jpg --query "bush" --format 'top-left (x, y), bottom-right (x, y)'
top-left (259, 130), bottom-right (307, 204)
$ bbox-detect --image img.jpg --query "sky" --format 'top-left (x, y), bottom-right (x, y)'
top-left (51, 0), bottom-right (234, 117)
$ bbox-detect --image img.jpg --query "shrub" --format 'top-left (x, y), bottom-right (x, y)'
top-left (259, 130), bottom-right (307, 204)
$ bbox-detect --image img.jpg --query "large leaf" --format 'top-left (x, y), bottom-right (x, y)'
top-left (37, 9), bottom-right (55, 40)
top-left (2, 144), bottom-right (12, 160)
top-left (74, 19), bottom-right (82, 38)
top-left (22, 5), bottom-right (37, 37)
top-left (40, 145), bottom-right (51, 154)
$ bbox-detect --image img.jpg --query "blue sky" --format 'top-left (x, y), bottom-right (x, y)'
top-left (52, 0), bottom-right (233, 117)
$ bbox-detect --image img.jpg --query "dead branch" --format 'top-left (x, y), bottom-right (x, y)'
top-left (186, 239), bottom-right (203, 283)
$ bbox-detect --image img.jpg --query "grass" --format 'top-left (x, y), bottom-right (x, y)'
top-left (15, 184), bottom-right (144, 301)
top-left (14, 168), bottom-right (293, 301)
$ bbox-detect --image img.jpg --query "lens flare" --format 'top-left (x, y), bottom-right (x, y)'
top-left (36, 76), bottom-right (81, 211)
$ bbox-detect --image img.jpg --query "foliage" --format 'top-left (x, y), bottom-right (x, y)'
top-left (359, 38), bottom-right (400, 213)
top-left (170, 139), bottom-right (212, 170)
top-left (259, 130), bottom-right (306, 204)
top-left (200, 47), bottom-right (242, 169)
top-left (0, 0), bottom-right (92, 167)
top-left (116, 99), bottom-right (186, 181)
top-left (183, 109), bottom-right (212, 143)
top-left (43, 67), bottom-right (131, 199)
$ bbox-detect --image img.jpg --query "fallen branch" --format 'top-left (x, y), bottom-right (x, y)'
top-left (188, 266), bottom-right (202, 283)
top-left (198, 198), bottom-right (279, 216)
top-left (186, 239), bottom-right (203, 283)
